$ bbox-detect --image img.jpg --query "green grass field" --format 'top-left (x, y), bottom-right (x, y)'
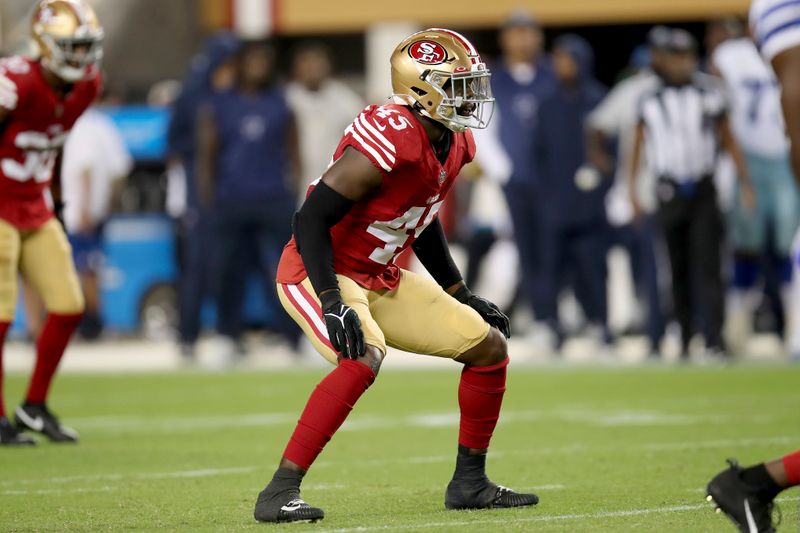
top-left (1, 364), bottom-right (799, 532)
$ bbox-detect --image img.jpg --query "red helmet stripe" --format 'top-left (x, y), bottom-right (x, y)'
top-left (429, 28), bottom-right (478, 56)
top-left (65, 0), bottom-right (89, 26)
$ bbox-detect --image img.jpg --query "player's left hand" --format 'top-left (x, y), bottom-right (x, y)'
top-left (53, 201), bottom-right (66, 227)
top-left (453, 286), bottom-right (510, 338)
top-left (320, 290), bottom-right (365, 359)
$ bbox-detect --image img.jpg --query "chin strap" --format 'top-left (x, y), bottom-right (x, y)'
top-left (391, 94), bottom-right (466, 132)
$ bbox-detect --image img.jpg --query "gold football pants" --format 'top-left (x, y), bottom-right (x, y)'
top-left (0, 218), bottom-right (84, 322)
top-left (278, 269), bottom-right (489, 364)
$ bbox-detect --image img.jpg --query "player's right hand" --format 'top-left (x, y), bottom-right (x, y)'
top-left (320, 291), bottom-right (365, 359)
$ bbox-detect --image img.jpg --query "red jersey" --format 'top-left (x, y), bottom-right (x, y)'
top-left (0, 56), bottom-right (101, 229)
top-left (276, 104), bottom-right (476, 291)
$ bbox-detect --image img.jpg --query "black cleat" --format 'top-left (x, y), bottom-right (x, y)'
top-left (0, 416), bottom-right (37, 446)
top-left (14, 403), bottom-right (78, 443)
top-left (706, 460), bottom-right (778, 533)
top-left (445, 478), bottom-right (539, 510)
top-left (254, 486), bottom-right (324, 523)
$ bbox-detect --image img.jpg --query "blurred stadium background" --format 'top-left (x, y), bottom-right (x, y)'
top-left (0, 0), bottom-right (794, 373)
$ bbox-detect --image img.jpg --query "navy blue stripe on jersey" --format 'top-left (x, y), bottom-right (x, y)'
top-left (760, 0), bottom-right (800, 21)
top-left (756, 0), bottom-right (800, 47)
top-left (760, 18), bottom-right (800, 48)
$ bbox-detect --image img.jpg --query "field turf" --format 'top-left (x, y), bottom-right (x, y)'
top-left (1, 364), bottom-right (799, 532)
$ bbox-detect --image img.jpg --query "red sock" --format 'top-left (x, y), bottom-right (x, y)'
top-left (783, 450), bottom-right (800, 486)
top-left (283, 358), bottom-right (375, 470)
top-left (458, 357), bottom-right (508, 450)
top-left (26, 313), bottom-right (82, 404)
top-left (0, 321), bottom-right (10, 418)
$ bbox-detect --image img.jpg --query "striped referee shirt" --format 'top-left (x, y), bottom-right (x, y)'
top-left (637, 74), bottom-right (728, 182)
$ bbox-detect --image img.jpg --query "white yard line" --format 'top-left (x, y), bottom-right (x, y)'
top-left (70, 413), bottom-right (296, 432)
top-left (4, 433), bottom-right (797, 487)
top-left (309, 496), bottom-right (800, 533)
top-left (64, 407), bottom-right (767, 435)
top-left (2, 485), bottom-right (116, 496)
top-left (3, 433), bottom-right (798, 489)
top-left (317, 433), bottom-right (800, 469)
top-left (643, 435), bottom-right (800, 451)
top-left (0, 466), bottom-right (258, 486)
top-left (311, 503), bottom-right (711, 532)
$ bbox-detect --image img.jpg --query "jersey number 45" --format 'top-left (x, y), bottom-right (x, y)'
top-left (367, 201), bottom-right (444, 265)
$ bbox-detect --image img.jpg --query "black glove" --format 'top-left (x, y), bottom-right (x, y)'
top-left (53, 201), bottom-right (65, 227)
top-left (320, 290), bottom-right (365, 359)
top-left (453, 285), bottom-right (510, 339)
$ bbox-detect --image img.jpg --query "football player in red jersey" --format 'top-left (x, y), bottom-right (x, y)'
top-left (253, 29), bottom-right (538, 523)
top-left (0, 0), bottom-right (103, 446)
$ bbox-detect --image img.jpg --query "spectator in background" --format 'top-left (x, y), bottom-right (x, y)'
top-left (534, 34), bottom-right (609, 352)
top-left (167, 32), bottom-right (239, 359)
top-left (61, 92), bottom-right (133, 340)
top-left (197, 40), bottom-right (301, 361)
top-left (586, 27), bottom-right (671, 358)
top-left (712, 24), bottom-right (800, 355)
top-left (704, 18), bottom-right (745, 73)
top-left (629, 29), bottom-right (756, 360)
top-left (286, 42), bottom-right (363, 190)
top-left (484, 10), bottom-right (557, 333)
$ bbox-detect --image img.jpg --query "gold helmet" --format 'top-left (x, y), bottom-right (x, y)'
top-left (390, 28), bottom-right (494, 132)
top-left (31, 0), bottom-right (103, 83)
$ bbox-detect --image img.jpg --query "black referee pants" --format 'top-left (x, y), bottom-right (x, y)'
top-left (657, 177), bottom-right (725, 352)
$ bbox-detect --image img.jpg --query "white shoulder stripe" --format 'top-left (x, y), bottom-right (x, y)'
top-left (756, 4), bottom-right (800, 42)
top-left (357, 114), bottom-right (396, 154)
top-left (345, 125), bottom-right (393, 172)
top-left (353, 118), bottom-right (395, 163)
top-left (0, 74), bottom-right (18, 110)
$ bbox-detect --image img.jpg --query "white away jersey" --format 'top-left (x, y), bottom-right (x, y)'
top-left (713, 38), bottom-right (787, 157)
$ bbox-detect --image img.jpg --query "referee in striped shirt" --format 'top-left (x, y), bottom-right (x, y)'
top-left (629, 28), bottom-right (756, 359)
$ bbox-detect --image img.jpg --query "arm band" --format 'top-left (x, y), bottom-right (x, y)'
top-left (411, 218), bottom-right (463, 290)
top-left (294, 181), bottom-right (354, 297)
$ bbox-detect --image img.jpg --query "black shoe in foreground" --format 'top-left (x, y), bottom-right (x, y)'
top-left (0, 416), bottom-right (36, 446)
top-left (254, 486), bottom-right (324, 523)
top-left (445, 477), bottom-right (539, 510)
top-left (14, 403), bottom-right (78, 443)
top-left (706, 459), bottom-right (779, 533)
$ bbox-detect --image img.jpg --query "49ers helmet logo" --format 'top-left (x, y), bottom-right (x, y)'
top-left (408, 40), bottom-right (447, 65)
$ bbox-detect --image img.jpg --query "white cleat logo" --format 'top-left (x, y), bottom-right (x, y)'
top-left (16, 409), bottom-right (44, 431)
top-left (281, 499), bottom-right (305, 512)
top-left (743, 499), bottom-right (758, 533)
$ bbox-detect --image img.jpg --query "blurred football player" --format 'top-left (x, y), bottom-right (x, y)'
top-left (713, 21), bottom-right (799, 358)
top-left (167, 32), bottom-right (239, 360)
top-left (487, 10), bottom-right (556, 331)
top-left (534, 34), bottom-right (610, 352)
top-left (586, 27), bottom-right (671, 358)
top-left (705, 0), bottom-right (800, 530)
top-left (252, 29), bottom-right (538, 523)
top-left (0, 0), bottom-right (102, 446)
top-left (286, 41), bottom-right (364, 190)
